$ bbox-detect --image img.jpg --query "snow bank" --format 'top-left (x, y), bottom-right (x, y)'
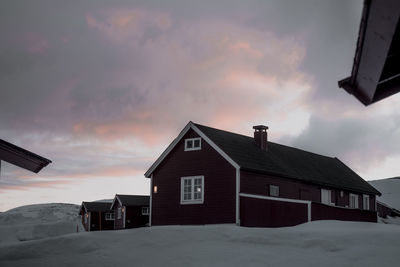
top-left (0, 221), bottom-right (399, 267)
top-left (0, 203), bottom-right (83, 244)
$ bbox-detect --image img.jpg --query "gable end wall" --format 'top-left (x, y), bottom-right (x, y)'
top-left (151, 129), bottom-right (236, 225)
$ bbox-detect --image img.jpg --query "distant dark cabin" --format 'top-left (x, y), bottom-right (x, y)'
top-left (0, 139), bottom-right (51, 174)
top-left (79, 201), bottom-right (114, 231)
top-left (377, 201), bottom-right (400, 218)
top-left (145, 122), bottom-right (381, 227)
top-left (110, 195), bottom-right (150, 229)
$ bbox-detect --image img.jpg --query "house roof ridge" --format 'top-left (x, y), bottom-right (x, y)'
top-left (192, 122), bottom-right (253, 140)
top-left (193, 122), bottom-right (336, 160)
top-left (116, 194), bottom-right (149, 197)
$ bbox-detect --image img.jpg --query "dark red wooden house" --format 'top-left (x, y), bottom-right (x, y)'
top-left (79, 201), bottom-right (114, 231)
top-left (110, 194), bottom-right (150, 229)
top-left (145, 122), bottom-right (381, 227)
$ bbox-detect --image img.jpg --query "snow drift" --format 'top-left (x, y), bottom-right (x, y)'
top-left (0, 203), bottom-right (83, 244)
top-left (1, 203), bottom-right (400, 267)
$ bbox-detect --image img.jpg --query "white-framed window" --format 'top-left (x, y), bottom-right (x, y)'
top-left (142, 207), bottom-right (150, 215)
top-left (363, 194), bottom-right (370, 210)
top-left (181, 176), bottom-right (204, 204)
top-left (117, 207), bottom-right (122, 219)
top-left (105, 212), bottom-right (115, 220)
top-left (184, 138), bottom-right (201, 151)
top-left (350, 193), bottom-right (359, 209)
top-left (321, 189), bottom-right (332, 205)
top-left (269, 185), bottom-right (279, 197)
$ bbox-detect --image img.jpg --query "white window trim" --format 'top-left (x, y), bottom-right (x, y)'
top-left (349, 193), bottom-right (359, 209)
top-left (184, 137), bottom-right (201, 151)
top-left (105, 212), bottom-right (115, 221)
top-left (269, 185), bottom-right (279, 197)
top-left (180, 175), bottom-right (204, 204)
top-left (363, 194), bottom-right (370, 210)
top-left (321, 189), bottom-right (334, 205)
top-left (142, 207), bottom-right (149, 215)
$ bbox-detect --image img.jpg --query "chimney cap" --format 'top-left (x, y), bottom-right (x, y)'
top-left (253, 125), bottom-right (268, 131)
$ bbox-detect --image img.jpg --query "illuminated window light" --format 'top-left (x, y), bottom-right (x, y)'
top-left (154, 186), bottom-right (158, 193)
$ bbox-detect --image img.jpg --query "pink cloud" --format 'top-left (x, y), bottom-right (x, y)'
top-left (23, 32), bottom-right (49, 53)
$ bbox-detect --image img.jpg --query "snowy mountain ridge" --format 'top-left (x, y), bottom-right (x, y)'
top-left (369, 177), bottom-right (400, 210)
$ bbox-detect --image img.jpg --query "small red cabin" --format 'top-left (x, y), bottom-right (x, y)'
top-left (110, 195), bottom-right (150, 229)
top-left (377, 201), bottom-right (400, 218)
top-left (145, 122), bottom-right (381, 227)
top-left (79, 201), bottom-right (114, 231)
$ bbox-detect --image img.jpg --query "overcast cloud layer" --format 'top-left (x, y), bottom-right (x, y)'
top-left (1, 0), bottom-right (399, 211)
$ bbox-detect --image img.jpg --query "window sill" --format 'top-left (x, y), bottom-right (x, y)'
top-left (184, 147), bottom-right (201, 152)
top-left (180, 200), bottom-right (204, 205)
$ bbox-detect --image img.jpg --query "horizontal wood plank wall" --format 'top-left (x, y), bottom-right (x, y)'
top-left (240, 170), bottom-right (376, 211)
top-left (241, 170), bottom-right (322, 202)
top-left (240, 196), bottom-right (309, 227)
top-left (152, 129), bottom-right (236, 225)
top-left (311, 202), bottom-right (377, 222)
top-left (377, 202), bottom-right (393, 218)
top-left (125, 206), bottom-right (149, 228)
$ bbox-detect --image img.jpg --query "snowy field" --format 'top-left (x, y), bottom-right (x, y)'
top-left (1, 204), bottom-right (400, 267)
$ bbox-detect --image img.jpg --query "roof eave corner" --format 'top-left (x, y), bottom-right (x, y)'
top-left (110, 195), bottom-right (119, 210)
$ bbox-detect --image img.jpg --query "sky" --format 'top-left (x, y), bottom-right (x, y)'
top-left (1, 0), bottom-right (400, 212)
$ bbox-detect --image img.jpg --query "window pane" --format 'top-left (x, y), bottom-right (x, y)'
top-left (186, 140), bottom-right (193, 148)
top-left (270, 185), bottom-right (279, 197)
top-left (194, 139), bottom-right (200, 148)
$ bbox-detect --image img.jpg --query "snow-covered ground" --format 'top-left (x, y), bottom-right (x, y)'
top-left (369, 177), bottom-right (400, 210)
top-left (1, 203), bottom-right (400, 267)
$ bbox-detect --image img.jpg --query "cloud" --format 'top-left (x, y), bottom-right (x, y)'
top-left (285, 112), bottom-right (400, 176)
top-left (1, 5), bottom-right (312, 145)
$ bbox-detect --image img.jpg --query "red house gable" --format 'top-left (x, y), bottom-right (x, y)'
top-left (145, 122), bottom-right (380, 227)
top-left (149, 128), bottom-right (237, 225)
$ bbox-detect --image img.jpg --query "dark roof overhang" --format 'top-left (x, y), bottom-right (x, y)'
top-left (338, 0), bottom-right (400, 105)
top-left (0, 139), bottom-right (52, 173)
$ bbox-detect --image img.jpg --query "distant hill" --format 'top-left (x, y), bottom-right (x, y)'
top-left (369, 177), bottom-right (400, 210)
top-left (0, 203), bottom-right (83, 243)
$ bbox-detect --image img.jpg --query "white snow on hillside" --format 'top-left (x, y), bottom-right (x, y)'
top-left (0, 203), bottom-right (83, 244)
top-left (369, 177), bottom-right (400, 210)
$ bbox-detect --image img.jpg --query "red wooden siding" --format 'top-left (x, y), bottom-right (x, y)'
top-left (376, 202), bottom-right (398, 218)
top-left (240, 195), bottom-right (377, 227)
top-left (113, 202), bottom-right (124, 230)
top-left (240, 196), bottom-right (309, 227)
top-left (152, 129), bottom-right (236, 225)
top-left (80, 211), bottom-right (114, 231)
top-left (240, 170), bottom-right (376, 211)
top-left (80, 211), bottom-right (90, 231)
top-left (312, 202), bottom-right (377, 222)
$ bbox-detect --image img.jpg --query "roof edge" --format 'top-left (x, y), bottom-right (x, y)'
top-left (144, 121), bottom-right (240, 178)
